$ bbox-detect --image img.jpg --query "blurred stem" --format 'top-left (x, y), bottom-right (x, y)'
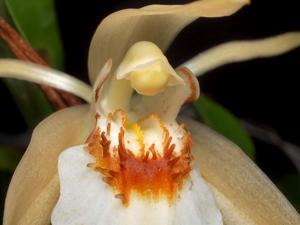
top-left (0, 18), bottom-right (82, 109)
top-left (242, 120), bottom-right (300, 172)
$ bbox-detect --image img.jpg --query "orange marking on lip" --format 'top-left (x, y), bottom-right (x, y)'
top-left (106, 112), bottom-right (113, 136)
top-left (85, 110), bottom-right (192, 206)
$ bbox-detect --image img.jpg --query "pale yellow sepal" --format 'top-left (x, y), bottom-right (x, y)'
top-left (3, 105), bottom-right (94, 225)
top-left (4, 106), bottom-right (300, 225)
top-left (182, 32), bottom-right (300, 77)
top-left (0, 59), bottom-right (93, 102)
top-left (181, 117), bottom-right (300, 225)
top-left (88, 0), bottom-right (250, 84)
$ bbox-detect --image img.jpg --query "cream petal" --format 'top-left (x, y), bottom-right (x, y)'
top-left (182, 32), bottom-right (300, 77)
top-left (181, 117), bottom-right (300, 225)
top-left (88, 0), bottom-right (249, 84)
top-left (0, 59), bottom-right (93, 103)
top-left (3, 105), bottom-right (94, 225)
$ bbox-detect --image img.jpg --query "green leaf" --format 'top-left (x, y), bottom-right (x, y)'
top-left (193, 95), bottom-right (255, 159)
top-left (2, 78), bottom-right (54, 129)
top-left (4, 0), bottom-right (64, 69)
top-left (0, 37), bottom-right (13, 57)
top-left (0, 35), bottom-right (53, 128)
top-left (0, 145), bottom-right (22, 171)
top-left (0, 1), bottom-right (55, 128)
top-left (0, 0), bottom-right (13, 24)
top-left (277, 174), bottom-right (300, 212)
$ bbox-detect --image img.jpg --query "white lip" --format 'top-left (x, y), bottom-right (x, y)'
top-left (51, 145), bottom-right (223, 225)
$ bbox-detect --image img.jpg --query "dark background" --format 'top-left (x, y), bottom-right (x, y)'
top-left (0, 0), bottom-right (300, 217)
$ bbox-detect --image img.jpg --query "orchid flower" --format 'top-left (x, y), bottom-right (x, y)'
top-left (1, 0), bottom-right (300, 225)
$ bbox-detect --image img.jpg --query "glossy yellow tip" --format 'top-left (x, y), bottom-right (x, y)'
top-left (116, 41), bottom-right (184, 96)
top-left (129, 62), bottom-right (170, 96)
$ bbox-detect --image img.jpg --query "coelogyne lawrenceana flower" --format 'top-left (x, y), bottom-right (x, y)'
top-left (51, 41), bottom-right (222, 225)
top-left (2, 0), bottom-right (300, 225)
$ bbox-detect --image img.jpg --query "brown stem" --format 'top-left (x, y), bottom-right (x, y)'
top-left (0, 17), bottom-right (82, 109)
top-left (241, 120), bottom-right (300, 173)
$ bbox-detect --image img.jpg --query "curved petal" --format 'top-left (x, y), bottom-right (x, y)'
top-left (181, 117), bottom-right (300, 225)
top-left (0, 59), bottom-right (93, 102)
top-left (181, 32), bottom-right (300, 77)
top-left (3, 105), bottom-right (94, 225)
top-left (88, 0), bottom-right (249, 83)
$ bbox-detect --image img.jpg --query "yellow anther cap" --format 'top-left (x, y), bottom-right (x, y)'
top-left (116, 41), bottom-right (184, 96)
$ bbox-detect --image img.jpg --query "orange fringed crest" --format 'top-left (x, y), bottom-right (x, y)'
top-left (85, 110), bottom-right (192, 206)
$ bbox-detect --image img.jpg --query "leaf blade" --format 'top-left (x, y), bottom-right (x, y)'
top-left (0, 145), bottom-right (22, 172)
top-left (2, 78), bottom-right (53, 129)
top-left (0, 0), bottom-right (56, 128)
top-left (193, 95), bottom-right (255, 158)
top-left (4, 0), bottom-right (64, 68)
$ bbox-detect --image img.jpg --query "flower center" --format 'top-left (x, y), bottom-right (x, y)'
top-left (85, 109), bottom-right (192, 206)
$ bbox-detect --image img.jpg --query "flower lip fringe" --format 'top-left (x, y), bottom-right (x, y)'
top-left (85, 110), bottom-right (193, 205)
